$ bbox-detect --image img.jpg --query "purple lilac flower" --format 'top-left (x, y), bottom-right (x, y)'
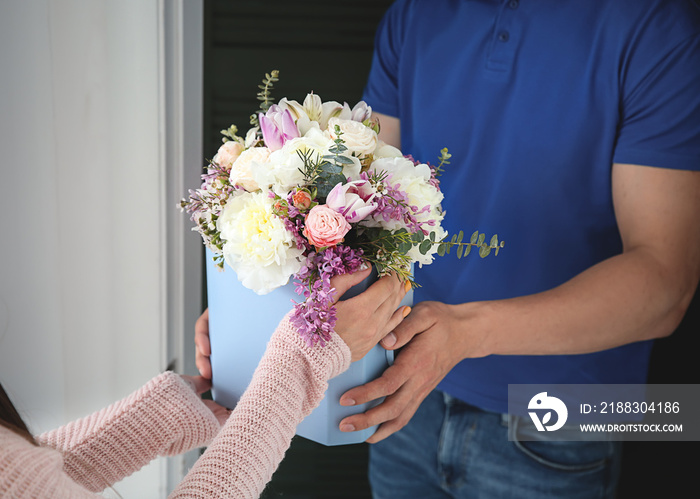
top-left (290, 245), bottom-right (365, 347)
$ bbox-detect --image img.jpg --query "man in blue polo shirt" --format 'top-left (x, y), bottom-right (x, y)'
top-left (337, 0), bottom-right (700, 497)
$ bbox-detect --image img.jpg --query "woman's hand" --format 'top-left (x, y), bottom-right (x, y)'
top-left (180, 374), bottom-right (231, 426)
top-left (330, 268), bottom-right (411, 362)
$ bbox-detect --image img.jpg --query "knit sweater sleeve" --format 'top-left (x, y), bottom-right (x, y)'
top-left (169, 313), bottom-right (352, 499)
top-left (35, 371), bottom-right (221, 493)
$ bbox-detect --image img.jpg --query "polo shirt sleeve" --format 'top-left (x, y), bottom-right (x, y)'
top-left (614, 30), bottom-right (700, 171)
top-left (362, 0), bottom-right (414, 118)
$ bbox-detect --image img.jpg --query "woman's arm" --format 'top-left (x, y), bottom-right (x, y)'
top-left (37, 372), bottom-right (221, 492)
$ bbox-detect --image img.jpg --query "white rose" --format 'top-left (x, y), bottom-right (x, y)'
top-left (328, 117), bottom-right (378, 157)
top-left (229, 147), bottom-right (270, 192)
top-left (213, 141), bottom-right (244, 169)
top-left (218, 191), bottom-right (304, 294)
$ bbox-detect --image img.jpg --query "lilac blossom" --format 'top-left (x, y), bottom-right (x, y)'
top-left (290, 245), bottom-right (365, 347)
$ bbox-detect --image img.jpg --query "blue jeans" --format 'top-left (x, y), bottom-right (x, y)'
top-left (369, 390), bottom-right (622, 499)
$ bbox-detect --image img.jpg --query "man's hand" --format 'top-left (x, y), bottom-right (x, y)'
top-left (338, 300), bottom-right (480, 443)
top-left (194, 308), bottom-right (212, 379)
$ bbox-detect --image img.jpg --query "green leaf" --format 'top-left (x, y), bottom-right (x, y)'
top-left (464, 244), bottom-right (472, 256)
top-left (429, 231), bottom-right (436, 242)
top-left (490, 234), bottom-right (499, 248)
top-left (419, 239), bottom-right (432, 255)
top-left (477, 233), bottom-right (486, 246)
top-left (437, 243), bottom-right (446, 256)
top-left (457, 244), bottom-right (464, 259)
top-left (451, 234), bottom-right (457, 244)
top-left (470, 230), bottom-right (479, 244)
top-left (457, 230), bottom-right (464, 244)
top-left (333, 155), bottom-right (356, 166)
top-left (479, 245), bottom-right (491, 258)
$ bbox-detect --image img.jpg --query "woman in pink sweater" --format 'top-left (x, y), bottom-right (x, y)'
top-left (0, 268), bottom-right (410, 498)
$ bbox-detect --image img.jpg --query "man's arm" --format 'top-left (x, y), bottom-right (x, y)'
top-left (339, 162), bottom-right (700, 442)
top-left (374, 112), bottom-right (401, 149)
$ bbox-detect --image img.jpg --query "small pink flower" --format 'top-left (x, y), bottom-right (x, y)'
top-left (326, 180), bottom-right (378, 223)
top-left (292, 189), bottom-right (313, 210)
top-left (302, 205), bottom-right (351, 249)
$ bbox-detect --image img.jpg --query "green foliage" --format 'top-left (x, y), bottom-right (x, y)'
top-left (295, 125), bottom-right (356, 199)
top-left (434, 147), bottom-right (452, 177)
top-left (352, 227), bottom-right (416, 285)
top-left (249, 70), bottom-right (280, 127)
top-left (219, 124), bottom-right (242, 144)
top-left (432, 230), bottom-right (504, 260)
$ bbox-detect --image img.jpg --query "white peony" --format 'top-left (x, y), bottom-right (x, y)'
top-left (368, 156), bottom-right (445, 231)
top-left (218, 191), bottom-right (304, 294)
top-left (229, 147), bottom-right (270, 192)
top-left (327, 117), bottom-right (378, 157)
top-left (258, 128), bottom-right (330, 196)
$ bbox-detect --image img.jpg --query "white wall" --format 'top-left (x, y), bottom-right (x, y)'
top-left (0, 0), bottom-right (202, 496)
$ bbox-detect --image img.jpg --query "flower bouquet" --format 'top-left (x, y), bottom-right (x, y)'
top-left (181, 71), bottom-right (501, 445)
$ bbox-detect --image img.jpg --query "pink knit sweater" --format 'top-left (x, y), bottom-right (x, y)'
top-left (0, 316), bottom-right (351, 498)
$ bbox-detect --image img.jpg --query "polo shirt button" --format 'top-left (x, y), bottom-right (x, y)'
top-left (498, 31), bottom-right (510, 42)
top-left (509, 0), bottom-right (519, 9)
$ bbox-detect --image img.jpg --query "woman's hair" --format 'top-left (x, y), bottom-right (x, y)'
top-left (0, 383), bottom-right (37, 446)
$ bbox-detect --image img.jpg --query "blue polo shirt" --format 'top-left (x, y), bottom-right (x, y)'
top-left (363, 0), bottom-right (700, 413)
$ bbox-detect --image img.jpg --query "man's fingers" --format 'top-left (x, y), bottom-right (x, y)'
top-left (194, 308), bottom-right (211, 356)
top-left (338, 380), bottom-right (420, 439)
top-left (340, 362), bottom-right (408, 407)
top-left (365, 402), bottom-right (421, 444)
top-left (194, 308), bottom-right (212, 378)
top-left (380, 306), bottom-right (411, 348)
top-left (180, 374), bottom-right (212, 394)
top-left (195, 351), bottom-right (212, 379)
top-left (385, 304), bottom-right (436, 350)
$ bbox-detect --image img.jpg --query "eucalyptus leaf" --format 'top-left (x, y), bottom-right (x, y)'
top-left (419, 239), bottom-right (432, 255)
top-left (470, 230), bottom-right (479, 244)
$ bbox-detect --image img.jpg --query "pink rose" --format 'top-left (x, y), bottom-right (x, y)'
top-left (302, 205), bottom-right (351, 249)
top-left (213, 141), bottom-right (244, 169)
top-left (326, 180), bottom-right (378, 223)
